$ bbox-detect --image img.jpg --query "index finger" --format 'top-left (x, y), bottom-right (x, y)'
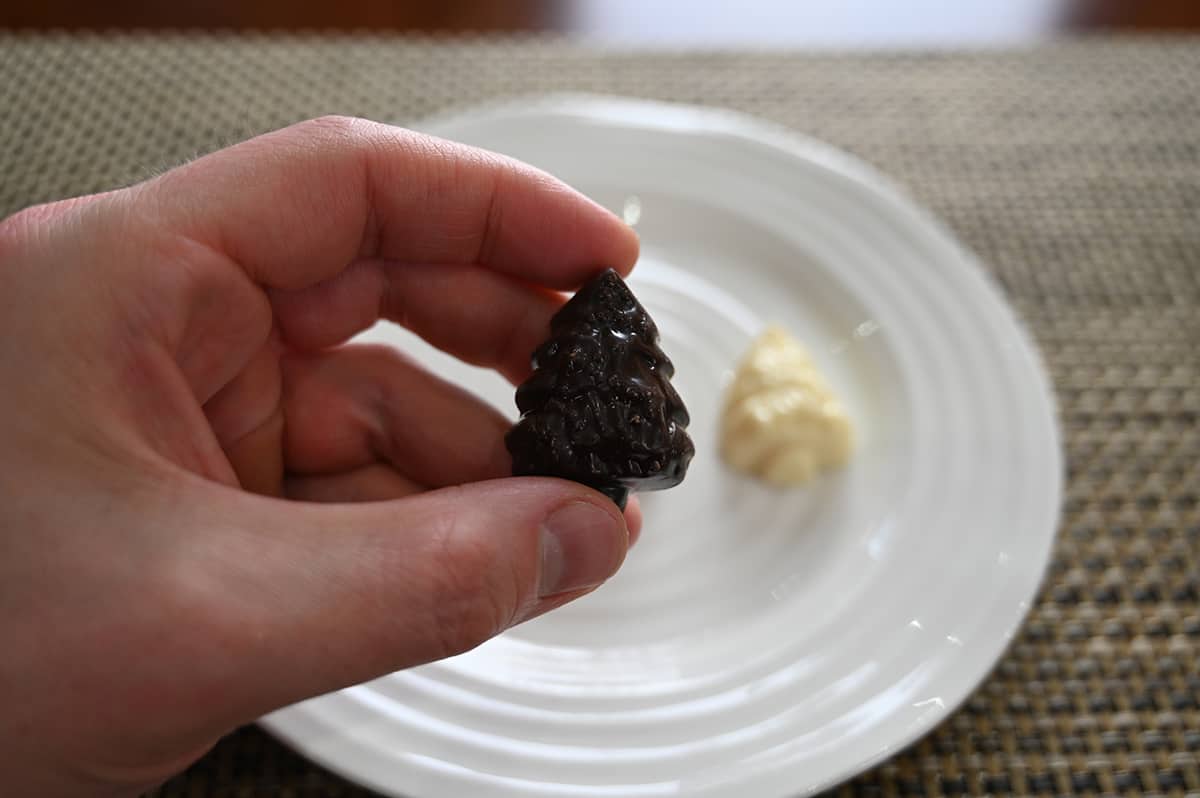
top-left (139, 115), bottom-right (639, 291)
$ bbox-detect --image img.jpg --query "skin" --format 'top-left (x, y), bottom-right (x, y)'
top-left (0, 116), bottom-right (644, 796)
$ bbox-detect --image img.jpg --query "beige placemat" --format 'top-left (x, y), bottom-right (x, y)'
top-left (2, 33), bottom-right (1198, 797)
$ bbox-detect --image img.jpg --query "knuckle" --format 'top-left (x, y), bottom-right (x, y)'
top-left (0, 205), bottom-right (36, 236)
top-left (348, 343), bottom-right (416, 424)
top-left (0, 217), bottom-right (25, 263)
top-left (299, 114), bottom-right (372, 143)
top-left (0, 198), bottom-right (98, 273)
top-left (0, 203), bottom-right (56, 252)
top-left (422, 496), bottom-right (520, 659)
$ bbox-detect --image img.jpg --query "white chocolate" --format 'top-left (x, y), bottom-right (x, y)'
top-left (721, 326), bottom-right (853, 485)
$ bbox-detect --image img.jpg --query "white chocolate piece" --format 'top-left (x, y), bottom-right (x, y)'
top-left (721, 326), bottom-right (853, 485)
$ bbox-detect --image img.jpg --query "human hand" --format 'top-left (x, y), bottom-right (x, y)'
top-left (0, 116), bottom-right (641, 796)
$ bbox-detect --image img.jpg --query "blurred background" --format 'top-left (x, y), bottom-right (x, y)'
top-left (4, 0), bottom-right (1200, 44)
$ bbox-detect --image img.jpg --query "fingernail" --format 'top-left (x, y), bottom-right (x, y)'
top-left (539, 501), bottom-right (625, 598)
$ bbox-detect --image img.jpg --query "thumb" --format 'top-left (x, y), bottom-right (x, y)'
top-left (189, 477), bottom-right (628, 723)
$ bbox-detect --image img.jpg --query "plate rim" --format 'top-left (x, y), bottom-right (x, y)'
top-left (261, 94), bottom-right (1064, 797)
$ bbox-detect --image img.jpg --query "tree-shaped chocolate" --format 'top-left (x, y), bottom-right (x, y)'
top-left (506, 269), bottom-right (694, 509)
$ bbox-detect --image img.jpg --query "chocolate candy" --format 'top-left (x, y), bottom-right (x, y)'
top-left (506, 269), bottom-right (694, 509)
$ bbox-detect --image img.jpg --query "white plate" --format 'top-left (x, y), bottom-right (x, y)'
top-left (262, 96), bottom-right (1062, 797)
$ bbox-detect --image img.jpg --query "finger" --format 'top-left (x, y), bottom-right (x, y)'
top-left (188, 477), bottom-right (630, 722)
top-left (281, 344), bottom-right (511, 487)
top-left (271, 260), bottom-right (562, 382)
top-left (285, 463), bottom-right (424, 503)
top-left (138, 116), bottom-right (639, 292)
top-left (285, 466), bottom-right (643, 542)
top-left (2, 189), bottom-right (118, 227)
top-left (39, 117), bottom-right (636, 415)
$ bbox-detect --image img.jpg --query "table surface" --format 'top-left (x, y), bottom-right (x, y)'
top-left (2, 33), bottom-right (1198, 798)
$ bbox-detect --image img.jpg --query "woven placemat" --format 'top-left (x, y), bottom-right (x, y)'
top-left (2, 33), bottom-right (1198, 797)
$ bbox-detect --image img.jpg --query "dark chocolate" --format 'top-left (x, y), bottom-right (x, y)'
top-left (505, 269), bottom-right (694, 509)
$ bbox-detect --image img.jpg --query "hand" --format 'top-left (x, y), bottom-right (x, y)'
top-left (0, 116), bottom-right (642, 796)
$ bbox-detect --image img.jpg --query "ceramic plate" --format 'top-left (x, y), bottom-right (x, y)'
top-left (261, 96), bottom-right (1062, 797)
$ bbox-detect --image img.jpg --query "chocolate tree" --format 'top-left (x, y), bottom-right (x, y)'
top-left (506, 269), bottom-right (694, 509)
